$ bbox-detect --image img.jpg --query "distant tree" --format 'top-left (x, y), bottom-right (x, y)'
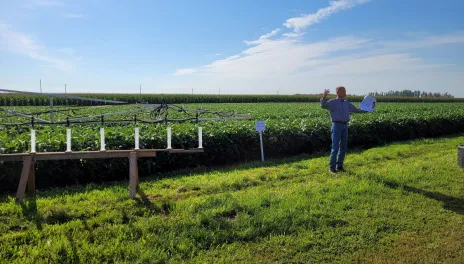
top-left (369, 90), bottom-right (454, 98)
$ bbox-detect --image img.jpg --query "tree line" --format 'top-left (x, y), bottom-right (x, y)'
top-left (368, 90), bottom-right (454, 98)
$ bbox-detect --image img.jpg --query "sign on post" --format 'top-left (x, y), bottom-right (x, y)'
top-left (255, 121), bottom-right (266, 162)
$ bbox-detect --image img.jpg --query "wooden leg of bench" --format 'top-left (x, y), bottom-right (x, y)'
top-left (136, 162), bottom-right (139, 187)
top-left (16, 155), bottom-right (32, 202)
top-left (27, 161), bottom-right (36, 196)
top-left (129, 152), bottom-right (137, 198)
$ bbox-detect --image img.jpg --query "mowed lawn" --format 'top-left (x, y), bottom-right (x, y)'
top-left (1, 136), bottom-right (463, 263)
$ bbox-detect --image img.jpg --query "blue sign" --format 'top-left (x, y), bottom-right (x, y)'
top-left (255, 121), bottom-right (266, 132)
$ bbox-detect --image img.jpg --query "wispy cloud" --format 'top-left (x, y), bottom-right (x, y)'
top-left (283, 0), bottom-right (370, 32)
top-left (244, 28), bottom-right (281, 45)
top-left (62, 13), bottom-right (85, 19)
top-left (0, 23), bottom-right (76, 70)
top-left (24, 0), bottom-right (64, 9)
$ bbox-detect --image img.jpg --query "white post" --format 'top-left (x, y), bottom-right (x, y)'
top-left (167, 127), bottom-right (172, 149)
top-left (30, 129), bottom-right (36, 153)
top-left (134, 127), bottom-right (140, 150)
top-left (198, 127), bottom-right (203, 148)
top-left (66, 128), bottom-right (72, 152)
top-left (259, 131), bottom-right (264, 162)
top-left (100, 128), bottom-right (106, 151)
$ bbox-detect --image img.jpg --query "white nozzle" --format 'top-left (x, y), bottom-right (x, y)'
top-left (167, 127), bottom-right (172, 149)
top-left (30, 129), bottom-right (36, 153)
top-left (66, 128), bottom-right (72, 152)
top-left (198, 127), bottom-right (203, 148)
top-left (134, 127), bottom-right (140, 150)
top-left (100, 128), bottom-right (106, 151)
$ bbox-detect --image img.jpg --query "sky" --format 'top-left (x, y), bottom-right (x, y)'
top-left (0, 0), bottom-right (463, 97)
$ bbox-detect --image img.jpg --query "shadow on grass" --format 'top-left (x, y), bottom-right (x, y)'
top-left (2, 134), bottom-right (462, 201)
top-left (135, 187), bottom-right (174, 215)
top-left (19, 196), bottom-right (43, 230)
top-left (1, 150), bottom-right (333, 201)
top-left (135, 187), bottom-right (159, 213)
top-left (383, 180), bottom-right (464, 215)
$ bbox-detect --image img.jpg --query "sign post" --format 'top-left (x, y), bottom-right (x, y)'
top-left (255, 121), bottom-right (266, 162)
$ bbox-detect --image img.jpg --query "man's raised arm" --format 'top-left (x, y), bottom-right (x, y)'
top-left (320, 89), bottom-right (330, 110)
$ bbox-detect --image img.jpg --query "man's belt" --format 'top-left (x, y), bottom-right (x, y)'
top-left (333, 121), bottom-right (348, 124)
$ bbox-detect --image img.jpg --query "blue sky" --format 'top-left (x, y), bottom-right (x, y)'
top-left (1, 0), bottom-right (464, 96)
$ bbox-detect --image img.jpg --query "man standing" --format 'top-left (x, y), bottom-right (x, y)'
top-left (320, 86), bottom-right (370, 173)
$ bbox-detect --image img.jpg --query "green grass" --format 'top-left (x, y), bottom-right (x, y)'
top-left (1, 135), bottom-right (463, 263)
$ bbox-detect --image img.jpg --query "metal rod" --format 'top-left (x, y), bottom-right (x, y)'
top-left (0, 108), bottom-right (49, 123)
top-left (0, 116), bottom-right (252, 127)
top-left (259, 131), bottom-right (264, 162)
top-left (65, 108), bottom-right (146, 123)
top-left (49, 96), bottom-right (54, 123)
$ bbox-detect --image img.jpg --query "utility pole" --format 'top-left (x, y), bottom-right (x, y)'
top-left (65, 84), bottom-right (67, 94)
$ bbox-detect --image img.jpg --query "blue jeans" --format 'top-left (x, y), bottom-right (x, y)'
top-left (330, 123), bottom-right (348, 171)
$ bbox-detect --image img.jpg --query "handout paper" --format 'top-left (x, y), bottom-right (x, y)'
top-left (360, 95), bottom-right (376, 112)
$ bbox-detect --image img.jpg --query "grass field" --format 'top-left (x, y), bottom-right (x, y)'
top-left (1, 135), bottom-right (463, 263)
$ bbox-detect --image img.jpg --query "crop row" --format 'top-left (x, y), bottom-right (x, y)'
top-left (1, 102), bottom-right (464, 192)
top-left (1, 93), bottom-right (464, 106)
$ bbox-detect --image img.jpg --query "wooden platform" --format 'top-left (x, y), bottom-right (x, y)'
top-left (0, 148), bottom-right (204, 202)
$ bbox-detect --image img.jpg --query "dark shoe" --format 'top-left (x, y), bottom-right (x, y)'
top-left (336, 167), bottom-right (346, 172)
top-left (329, 169), bottom-right (337, 174)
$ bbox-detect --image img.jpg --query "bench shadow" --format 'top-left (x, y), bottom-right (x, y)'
top-left (20, 196), bottom-right (43, 230)
top-left (3, 150), bottom-right (333, 201)
top-left (135, 187), bottom-right (161, 214)
top-left (383, 180), bottom-right (463, 215)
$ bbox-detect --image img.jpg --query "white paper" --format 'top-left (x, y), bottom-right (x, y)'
top-left (360, 95), bottom-right (376, 112)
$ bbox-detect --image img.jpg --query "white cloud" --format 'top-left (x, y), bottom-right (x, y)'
top-left (244, 28), bottom-right (281, 45)
top-left (168, 0), bottom-right (464, 97)
top-left (173, 32), bottom-right (463, 80)
top-left (62, 13), bottom-right (85, 19)
top-left (283, 0), bottom-right (370, 32)
top-left (0, 23), bottom-right (76, 70)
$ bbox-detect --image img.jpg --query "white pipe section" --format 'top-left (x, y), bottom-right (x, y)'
top-left (134, 127), bottom-right (140, 150)
top-left (198, 127), bottom-right (203, 148)
top-left (100, 128), bottom-right (106, 151)
top-left (30, 129), bottom-right (36, 153)
top-left (66, 128), bottom-right (72, 152)
top-left (167, 127), bottom-right (172, 149)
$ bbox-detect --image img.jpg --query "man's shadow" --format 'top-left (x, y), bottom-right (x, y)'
top-left (382, 180), bottom-right (463, 215)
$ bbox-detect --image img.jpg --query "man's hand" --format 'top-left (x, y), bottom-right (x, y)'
top-left (323, 89), bottom-right (330, 97)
